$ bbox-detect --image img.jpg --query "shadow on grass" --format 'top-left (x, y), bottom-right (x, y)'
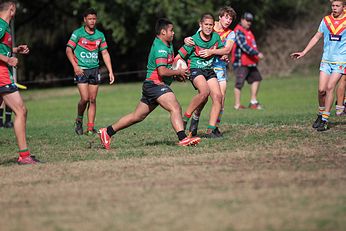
top-left (331, 121), bottom-right (346, 126)
top-left (0, 157), bottom-right (17, 166)
top-left (144, 140), bottom-right (177, 146)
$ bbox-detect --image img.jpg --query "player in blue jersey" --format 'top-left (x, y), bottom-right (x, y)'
top-left (291, 0), bottom-right (346, 131)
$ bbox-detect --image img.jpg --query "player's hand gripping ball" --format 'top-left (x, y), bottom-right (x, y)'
top-left (172, 59), bottom-right (188, 82)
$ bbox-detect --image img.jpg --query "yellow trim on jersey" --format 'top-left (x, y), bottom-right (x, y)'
top-left (321, 60), bottom-right (346, 64)
top-left (324, 15), bottom-right (346, 34)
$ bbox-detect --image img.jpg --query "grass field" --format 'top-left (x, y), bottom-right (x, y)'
top-left (0, 74), bottom-right (345, 231)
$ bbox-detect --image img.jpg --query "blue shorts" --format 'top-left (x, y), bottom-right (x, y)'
top-left (320, 62), bottom-right (346, 75)
top-left (213, 66), bottom-right (228, 82)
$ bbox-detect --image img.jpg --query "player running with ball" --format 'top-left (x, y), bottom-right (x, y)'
top-left (98, 18), bottom-right (201, 149)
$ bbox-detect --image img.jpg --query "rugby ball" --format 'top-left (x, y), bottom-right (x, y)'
top-left (172, 59), bottom-right (188, 70)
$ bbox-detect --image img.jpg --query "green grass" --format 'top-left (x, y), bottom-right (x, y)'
top-left (0, 74), bottom-right (345, 231)
top-left (0, 74), bottom-right (328, 162)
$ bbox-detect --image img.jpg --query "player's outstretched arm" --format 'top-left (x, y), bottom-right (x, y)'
top-left (291, 31), bottom-right (323, 59)
top-left (101, 49), bottom-right (115, 84)
top-left (13, 45), bottom-right (30, 55)
top-left (199, 38), bottom-right (235, 58)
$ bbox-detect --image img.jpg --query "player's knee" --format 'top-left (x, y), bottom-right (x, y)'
top-left (133, 113), bottom-right (146, 122)
top-left (318, 89), bottom-right (326, 96)
top-left (89, 98), bottom-right (96, 104)
top-left (16, 105), bottom-right (27, 118)
top-left (199, 91), bottom-right (210, 101)
top-left (80, 98), bottom-right (89, 105)
top-left (172, 105), bottom-right (182, 114)
top-left (213, 93), bottom-right (222, 104)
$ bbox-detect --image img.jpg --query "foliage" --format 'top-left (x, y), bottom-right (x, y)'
top-left (13, 0), bottom-right (329, 84)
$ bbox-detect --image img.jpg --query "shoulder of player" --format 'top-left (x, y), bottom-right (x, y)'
top-left (94, 28), bottom-right (105, 37)
top-left (211, 31), bottom-right (222, 40)
top-left (0, 19), bottom-right (9, 31)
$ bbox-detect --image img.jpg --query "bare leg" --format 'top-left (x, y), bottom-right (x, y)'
top-left (219, 80), bottom-right (227, 110)
top-left (112, 101), bottom-right (156, 132)
top-left (206, 78), bottom-right (222, 127)
top-left (324, 72), bottom-right (342, 113)
top-left (250, 81), bottom-right (260, 102)
top-left (87, 84), bottom-right (99, 125)
top-left (336, 75), bottom-right (346, 105)
top-left (234, 87), bottom-right (242, 108)
top-left (2, 92), bottom-right (28, 150)
top-left (184, 75), bottom-right (210, 116)
top-left (156, 92), bottom-right (184, 132)
top-left (77, 83), bottom-right (90, 119)
top-left (318, 71), bottom-right (329, 108)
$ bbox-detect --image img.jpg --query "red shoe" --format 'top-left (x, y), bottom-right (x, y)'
top-left (98, 128), bottom-right (111, 150)
top-left (17, 155), bottom-right (41, 165)
top-left (234, 105), bottom-right (247, 110)
top-left (249, 103), bottom-right (262, 110)
top-left (178, 136), bottom-right (201, 146)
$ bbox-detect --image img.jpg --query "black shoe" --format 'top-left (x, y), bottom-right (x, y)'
top-left (213, 127), bottom-right (223, 137)
top-left (4, 121), bottom-right (13, 128)
top-left (312, 115), bottom-right (322, 129)
top-left (203, 128), bottom-right (222, 139)
top-left (316, 120), bottom-right (329, 132)
top-left (75, 120), bottom-right (83, 135)
top-left (189, 118), bottom-right (199, 137)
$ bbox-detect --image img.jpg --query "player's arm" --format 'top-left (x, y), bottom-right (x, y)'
top-left (13, 45), bottom-right (29, 55)
top-left (235, 30), bottom-right (259, 56)
top-left (157, 54), bottom-right (188, 78)
top-left (0, 54), bottom-right (17, 67)
top-left (101, 49), bottom-right (115, 84)
top-left (220, 39), bottom-right (235, 62)
top-left (200, 39), bottom-right (235, 58)
top-left (290, 31), bottom-right (323, 59)
top-left (66, 46), bottom-right (84, 76)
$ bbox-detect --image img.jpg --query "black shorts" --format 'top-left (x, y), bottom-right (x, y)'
top-left (234, 66), bottom-right (262, 89)
top-left (74, 67), bottom-right (101, 85)
top-left (0, 83), bottom-right (18, 95)
top-left (140, 81), bottom-right (173, 106)
top-left (189, 68), bottom-right (217, 90)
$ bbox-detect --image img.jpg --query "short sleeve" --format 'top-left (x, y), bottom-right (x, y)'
top-left (178, 45), bottom-right (193, 59)
top-left (318, 19), bottom-right (324, 33)
top-left (99, 33), bottom-right (108, 51)
top-left (67, 31), bottom-right (79, 49)
top-left (226, 31), bottom-right (236, 42)
top-left (154, 48), bottom-right (169, 68)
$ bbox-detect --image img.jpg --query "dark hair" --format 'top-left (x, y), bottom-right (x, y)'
top-left (200, 13), bottom-right (215, 23)
top-left (155, 18), bottom-right (173, 35)
top-left (218, 6), bottom-right (237, 20)
top-left (0, 0), bottom-right (16, 12)
top-left (83, 8), bottom-right (97, 18)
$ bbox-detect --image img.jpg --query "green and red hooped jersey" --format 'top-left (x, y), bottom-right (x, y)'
top-left (178, 31), bottom-right (223, 69)
top-left (67, 26), bottom-right (108, 69)
top-left (145, 37), bottom-right (174, 85)
top-left (0, 18), bottom-right (13, 87)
